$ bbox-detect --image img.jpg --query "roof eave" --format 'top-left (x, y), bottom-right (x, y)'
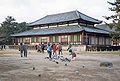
top-left (11, 31), bottom-right (83, 37)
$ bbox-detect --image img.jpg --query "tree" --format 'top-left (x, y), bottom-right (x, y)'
top-left (0, 16), bottom-right (32, 44)
top-left (104, 0), bottom-right (120, 45)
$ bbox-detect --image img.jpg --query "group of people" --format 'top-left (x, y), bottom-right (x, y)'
top-left (19, 42), bottom-right (76, 60)
top-left (19, 43), bottom-right (28, 57)
top-left (35, 43), bottom-right (45, 53)
top-left (47, 43), bottom-right (62, 59)
top-left (47, 43), bottom-right (76, 60)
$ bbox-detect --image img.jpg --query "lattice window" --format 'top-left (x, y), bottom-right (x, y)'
top-left (31, 37), bottom-right (35, 43)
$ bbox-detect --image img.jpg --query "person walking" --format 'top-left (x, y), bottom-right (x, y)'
top-left (1, 45), bottom-right (3, 50)
top-left (67, 44), bottom-right (72, 51)
top-left (47, 43), bottom-right (52, 59)
top-left (35, 44), bottom-right (38, 50)
top-left (41, 43), bottom-right (45, 53)
top-left (52, 43), bottom-right (57, 55)
top-left (23, 43), bottom-right (28, 57)
top-left (67, 44), bottom-right (72, 55)
top-left (3, 44), bottom-right (6, 50)
top-left (0, 45), bottom-right (1, 50)
top-left (37, 44), bottom-right (41, 52)
top-left (19, 43), bottom-right (24, 57)
top-left (57, 43), bottom-right (62, 55)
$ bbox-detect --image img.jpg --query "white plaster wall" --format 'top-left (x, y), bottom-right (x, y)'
top-left (62, 45), bottom-right (86, 52)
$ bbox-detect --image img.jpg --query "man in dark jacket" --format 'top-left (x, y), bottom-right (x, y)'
top-left (41, 43), bottom-right (45, 53)
top-left (23, 44), bottom-right (28, 57)
top-left (19, 43), bottom-right (28, 57)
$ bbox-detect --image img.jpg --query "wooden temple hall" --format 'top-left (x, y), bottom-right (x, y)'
top-left (12, 10), bottom-right (112, 50)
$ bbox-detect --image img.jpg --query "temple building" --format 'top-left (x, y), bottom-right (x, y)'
top-left (11, 10), bottom-right (112, 48)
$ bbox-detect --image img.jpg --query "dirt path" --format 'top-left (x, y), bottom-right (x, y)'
top-left (0, 49), bottom-right (120, 81)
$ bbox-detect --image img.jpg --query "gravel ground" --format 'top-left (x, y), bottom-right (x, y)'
top-left (0, 49), bottom-right (120, 81)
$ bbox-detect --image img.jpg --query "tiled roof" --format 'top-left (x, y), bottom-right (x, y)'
top-left (29, 10), bottom-right (102, 26)
top-left (83, 26), bottom-right (110, 34)
top-left (11, 25), bottom-right (109, 37)
top-left (95, 24), bottom-right (115, 32)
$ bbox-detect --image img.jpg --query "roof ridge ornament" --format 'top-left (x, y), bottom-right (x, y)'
top-left (75, 10), bottom-right (81, 18)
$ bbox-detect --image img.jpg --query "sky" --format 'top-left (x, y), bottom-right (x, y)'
top-left (0, 0), bottom-right (115, 23)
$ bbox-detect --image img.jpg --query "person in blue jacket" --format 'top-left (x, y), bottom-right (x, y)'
top-left (47, 43), bottom-right (52, 59)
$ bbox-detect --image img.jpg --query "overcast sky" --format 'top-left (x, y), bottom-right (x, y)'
top-left (0, 0), bottom-right (114, 23)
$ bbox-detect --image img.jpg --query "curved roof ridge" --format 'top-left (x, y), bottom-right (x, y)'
top-left (29, 15), bottom-right (48, 25)
top-left (77, 11), bottom-right (102, 23)
top-left (46, 10), bottom-right (77, 16)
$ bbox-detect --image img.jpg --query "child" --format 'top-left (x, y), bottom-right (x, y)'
top-left (41, 43), bottom-right (45, 53)
top-left (69, 48), bottom-right (76, 61)
top-left (67, 44), bottom-right (72, 51)
top-left (37, 44), bottom-right (41, 52)
top-left (47, 43), bottom-right (52, 59)
top-left (71, 51), bottom-right (76, 60)
top-left (19, 43), bottom-right (23, 57)
top-left (57, 43), bottom-right (62, 55)
top-left (52, 43), bottom-right (57, 55)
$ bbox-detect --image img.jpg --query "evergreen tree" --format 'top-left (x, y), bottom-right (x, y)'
top-left (0, 16), bottom-right (32, 44)
top-left (104, 0), bottom-right (120, 45)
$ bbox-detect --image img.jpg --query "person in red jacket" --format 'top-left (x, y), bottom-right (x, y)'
top-left (52, 43), bottom-right (57, 55)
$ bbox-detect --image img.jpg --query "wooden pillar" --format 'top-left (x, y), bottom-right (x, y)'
top-left (104, 37), bottom-right (106, 45)
top-left (94, 35), bottom-right (96, 45)
top-left (68, 35), bottom-right (70, 44)
top-left (48, 25), bottom-right (49, 28)
top-left (59, 36), bottom-right (62, 43)
top-left (47, 36), bottom-right (50, 43)
top-left (39, 37), bottom-right (41, 44)
top-left (86, 33), bottom-right (88, 45)
top-left (57, 23), bottom-right (59, 27)
top-left (97, 37), bottom-right (99, 45)
top-left (81, 31), bottom-right (84, 45)
top-left (67, 22), bottom-right (69, 26)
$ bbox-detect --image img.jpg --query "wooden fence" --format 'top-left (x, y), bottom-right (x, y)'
top-left (86, 45), bottom-right (120, 51)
